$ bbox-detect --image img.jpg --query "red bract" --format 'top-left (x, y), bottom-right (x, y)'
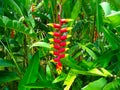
top-left (53, 24), bottom-right (61, 28)
top-left (59, 48), bottom-right (69, 53)
top-left (47, 23), bottom-right (61, 29)
top-left (60, 35), bottom-right (67, 40)
top-left (60, 27), bottom-right (72, 33)
top-left (60, 42), bottom-right (70, 46)
top-left (48, 32), bottom-right (61, 37)
top-left (53, 51), bottom-right (60, 55)
top-left (56, 62), bottom-right (62, 72)
top-left (60, 28), bottom-right (67, 33)
top-left (59, 48), bottom-right (65, 53)
top-left (59, 54), bottom-right (65, 58)
top-left (51, 44), bottom-right (60, 49)
top-left (49, 38), bottom-right (61, 43)
top-left (53, 57), bottom-right (60, 62)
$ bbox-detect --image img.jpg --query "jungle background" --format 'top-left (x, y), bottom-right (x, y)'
top-left (0, 0), bottom-right (120, 90)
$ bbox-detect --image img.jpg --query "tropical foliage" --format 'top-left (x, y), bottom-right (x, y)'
top-left (0, 0), bottom-right (120, 90)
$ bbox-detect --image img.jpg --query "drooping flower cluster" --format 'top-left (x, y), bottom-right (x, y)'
top-left (47, 16), bottom-right (72, 74)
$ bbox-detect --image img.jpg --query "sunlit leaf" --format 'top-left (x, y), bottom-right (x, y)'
top-left (63, 69), bottom-right (77, 90)
top-left (82, 78), bottom-right (107, 90)
top-left (100, 2), bottom-right (111, 16)
top-left (30, 42), bottom-right (51, 49)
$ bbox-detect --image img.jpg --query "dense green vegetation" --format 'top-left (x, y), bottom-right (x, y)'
top-left (0, 0), bottom-right (120, 90)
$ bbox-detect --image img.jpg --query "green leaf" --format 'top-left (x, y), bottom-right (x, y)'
top-left (0, 71), bottom-right (20, 84)
top-left (0, 58), bottom-right (15, 67)
top-left (100, 2), bottom-right (111, 16)
top-left (96, 48), bottom-right (120, 67)
top-left (71, 68), bottom-right (112, 77)
top-left (106, 11), bottom-right (120, 27)
top-left (102, 27), bottom-right (119, 49)
top-left (96, 1), bottom-right (103, 32)
top-left (70, 0), bottom-right (82, 26)
top-left (79, 43), bottom-right (97, 60)
top-left (0, 16), bottom-right (36, 38)
top-left (103, 79), bottom-right (120, 90)
top-left (30, 42), bottom-right (51, 49)
top-left (82, 78), bottom-right (107, 90)
top-left (46, 64), bottom-right (54, 81)
top-left (63, 69), bottom-right (77, 90)
top-left (4, 0), bottom-right (23, 16)
top-left (24, 81), bottom-right (60, 89)
top-left (61, 56), bottom-right (82, 70)
top-left (52, 73), bottom-right (67, 83)
top-left (18, 51), bottom-right (41, 90)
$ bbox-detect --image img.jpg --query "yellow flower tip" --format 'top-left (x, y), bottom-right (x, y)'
top-left (56, 67), bottom-right (62, 75)
top-left (65, 54), bottom-right (69, 57)
top-left (47, 23), bottom-right (53, 27)
top-left (67, 27), bottom-right (73, 30)
top-left (67, 35), bottom-right (72, 38)
top-left (48, 32), bottom-right (53, 35)
top-left (50, 44), bottom-right (53, 48)
top-left (65, 48), bottom-right (69, 51)
top-left (67, 42), bottom-right (70, 45)
top-left (57, 70), bottom-right (62, 75)
top-left (49, 51), bottom-right (53, 54)
top-left (66, 19), bottom-right (73, 22)
top-left (50, 59), bottom-right (54, 63)
top-left (49, 38), bottom-right (53, 42)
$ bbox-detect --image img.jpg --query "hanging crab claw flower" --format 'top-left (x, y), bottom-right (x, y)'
top-left (49, 38), bottom-right (61, 43)
top-left (60, 35), bottom-right (71, 40)
top-left (59, 48), bottom-right (69, 53)
top-left (50, 44), bottom-right (61, 49)
top-left (56, 62), bottom-right (63, 74)
top-left (60, 42), bottom-right (70, 47)
top-left (49, 51), bottom-right (60, 56)
top-left (60, 27), bottom-right (72, 33)
top-left (47, 23), bottom-right (61, 28)
top-left (59, 54), bottom-right (69, 58)
top-left (48, 32), bottom-right (61, 37)
top-left (60, 19), bottom-right (73, 24)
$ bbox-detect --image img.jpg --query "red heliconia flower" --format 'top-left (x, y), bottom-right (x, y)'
top-left (59, 54), bottom-right (68, 58)
top-left (60, 42), bottom-right (70, 47)
top-left (60, 35), bottom-right (71, 40)
top-left (50, 51), bottom-right (60, 56)
top-left (59, 48), bottom-right (69, 53)
top-left (60, 27), bottom-right (72, 33)
top-left (47, 23), bottom-right (61, 29)
top-left (47, 15), bottom-right (73, 74)
top-left (56, 62), bottom-right (62, 74)
top-left (53, 57), bottom-right (60, 62)
top-left (48, 32), bottom-right (61, 37)
top-left (60, 19), bottom-right (73, 24)
top-left (49, 38), bottom-right (61, 43)
top-left (50, 44), bottom-right (61, 49)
